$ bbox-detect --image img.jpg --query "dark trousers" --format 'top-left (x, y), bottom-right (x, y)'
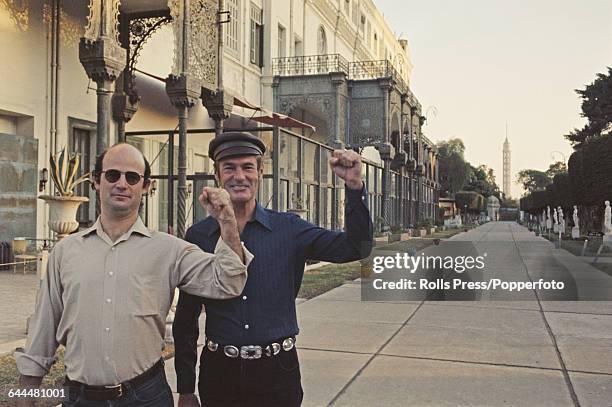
top-left (198, 347), bottom-right (303, 407)
top-left (62, 365), bottom-right (173, 407)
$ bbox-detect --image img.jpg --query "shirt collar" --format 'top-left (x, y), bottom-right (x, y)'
top-left (83, 216), bottom-right (152, 241)
top-left (206, 202), bottom-right (272, 236)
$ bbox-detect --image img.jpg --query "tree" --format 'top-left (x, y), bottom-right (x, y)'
top-left (546, 161), bottom-right (567, 179)
top-left (502, 198), bottom-right (519, 208)
top-left (436, 138), bottom-right (471, 198)
top-left (464, 164), bottom-right (500, 198)
top-left (565, 67), bottom-right (612, 145)
top-left (517, 169), bottom-right (550, 193)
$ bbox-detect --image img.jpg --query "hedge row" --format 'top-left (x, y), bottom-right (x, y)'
top-left (521, 135), bottom-right (612, 212)
top-left (455, 191), bottom-right (487, 212)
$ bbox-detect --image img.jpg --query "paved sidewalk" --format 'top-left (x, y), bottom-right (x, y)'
top-left (164, 222), bottom-right (612, 406)
top-left (3, 222), bottom-right (612, 405)
top-left (0, 272), bottom-right (39, 354)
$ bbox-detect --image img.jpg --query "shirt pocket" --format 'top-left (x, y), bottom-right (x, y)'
top-left (130, 270), bottom-right (161, 316)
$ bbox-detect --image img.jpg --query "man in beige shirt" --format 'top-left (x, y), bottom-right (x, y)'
top-left (15, 143), bottom-right (252, 406)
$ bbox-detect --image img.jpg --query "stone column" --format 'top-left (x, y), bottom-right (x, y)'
top-left (378, 78), bottom-right (394, 231)
top-left (166, 74), bottom-right (200, 239)
top-left (111, 76), bottom-right (139, 143)
top-left (330, 72), bottom-right (346, 149)
top-left (79, 0), bottom-right (126, 156)
top-left (413, 110), bottom-right (425, 223)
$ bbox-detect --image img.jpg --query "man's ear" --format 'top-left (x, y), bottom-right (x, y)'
top-left (91, 175), bottom-right (100, 192)
top-left (142, 179), bottom-right (151, 194)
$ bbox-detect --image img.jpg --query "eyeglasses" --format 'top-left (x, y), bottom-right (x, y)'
top-left (101, 170), bottom-right (145, 185)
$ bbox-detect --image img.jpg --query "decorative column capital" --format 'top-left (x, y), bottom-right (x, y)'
top-left (165, 73), bottom-right (200, 109)
top-left (378, 77), bottom-right (394, 91)
top-left (201, 88), bottom-right (234, 121)
top-left (112, 92), bottom-right (140, 122)
top-left (330, 72), bottom-right (347, 86)
top-left (79, 37), bottom-right (125, 84)
top-left (375, 142), bottom-right (395, 161)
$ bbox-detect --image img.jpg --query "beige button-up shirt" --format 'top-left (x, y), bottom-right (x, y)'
top-left (15, 217), bottom-right (252, 385)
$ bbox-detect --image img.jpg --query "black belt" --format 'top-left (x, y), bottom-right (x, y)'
top-left (206, 337), bottom-right (296, 360)
top-left (64, 359), bottom-right (164, 401)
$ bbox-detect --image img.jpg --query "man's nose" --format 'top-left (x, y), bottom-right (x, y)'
top-left (115, 174), bottom-right (129, 188)
top-left (234, 167), bottom-right (246, 180)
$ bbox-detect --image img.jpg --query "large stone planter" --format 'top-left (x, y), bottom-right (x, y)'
top-left (389, 233), bottom-right (401, 242)
top-left (373, 236), bottom-right (388, 246)
top-left (39, 195), bottom-right (89, 239)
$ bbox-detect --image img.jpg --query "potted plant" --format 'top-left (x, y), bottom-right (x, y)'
top-left (39, 148), bottom-right (90, 239)
top-left (287, 193), bottom-right (308, 218)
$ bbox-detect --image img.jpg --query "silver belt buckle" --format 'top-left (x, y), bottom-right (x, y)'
top-left (223, 345), bottom-right (240, 358)
top-left (264, 342), bottom-right (281, 357)
top-left (240, 345), bottom-right (262, 360)
top-left (207, 340), bottom-right (218, 352)
top-left (282, 338), bottom-right (295, 351)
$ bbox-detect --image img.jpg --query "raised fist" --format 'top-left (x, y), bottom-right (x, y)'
top-left (199, 187), bottom-right (236, 224)
top-left (329, 149), bottom-right (364, 190)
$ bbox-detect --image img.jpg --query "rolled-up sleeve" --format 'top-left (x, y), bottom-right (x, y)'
top-left (174, 237), bottom-right (253, 299)
top-left (15, 247), bottom-right (63, 377)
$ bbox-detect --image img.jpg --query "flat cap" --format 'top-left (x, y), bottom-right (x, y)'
top-left (208, 132), bottom-right (266, 161)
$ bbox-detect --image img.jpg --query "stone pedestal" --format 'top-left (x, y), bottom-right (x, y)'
top-left (553, 224), bottom-right (559, 233)
top-left (572, 227), bottom-right (580, 239)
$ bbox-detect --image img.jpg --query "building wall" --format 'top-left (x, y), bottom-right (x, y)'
top-left (0, 1), bottom-right (97, 240)
top-left (1, 0), bottom-right (422, 238)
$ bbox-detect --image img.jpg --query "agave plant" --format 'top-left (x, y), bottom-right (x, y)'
top-left (49, 147), bottom-right (91, 196)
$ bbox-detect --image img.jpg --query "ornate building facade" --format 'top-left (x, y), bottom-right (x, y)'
top-left (0, 0), bottom-right (439, 242)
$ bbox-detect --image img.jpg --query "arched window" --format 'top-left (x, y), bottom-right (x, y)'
top-left (317, 26), bottom-right (327, 54)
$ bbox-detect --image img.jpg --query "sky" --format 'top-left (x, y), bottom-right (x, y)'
top-left (376, 0), bottom-right (612, 198)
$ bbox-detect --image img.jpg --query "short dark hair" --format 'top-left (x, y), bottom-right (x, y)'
top-left (93, 144), bottom-right (151, 184)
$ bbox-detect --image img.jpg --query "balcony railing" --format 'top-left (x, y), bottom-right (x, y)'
top-left (273, 55), bottom-right (410, 93)
top-left (272, 54), bottom-right (350, 76)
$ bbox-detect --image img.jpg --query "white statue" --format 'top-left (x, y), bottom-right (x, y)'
top-left (542, 209), bottom-right (546, 229)
top-left (553, 208), bottom-right (559, 233)
top-left (572, 205), bottom-right (580, 239)
top-left (605, 200), bottom-right (612, 234)
top-left (546, 206), bottom-right (552, 230)
top-left (558, 206), bottom-right (564, 232)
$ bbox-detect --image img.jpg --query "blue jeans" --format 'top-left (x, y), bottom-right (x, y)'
top-left (62, 365), bottom-right (173, 407)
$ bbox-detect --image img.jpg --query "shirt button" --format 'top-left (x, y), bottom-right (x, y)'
top-left (105, 356), bottom-right (110, 361)
top-left (108, 271), bottom-right (114, 276)
top-left (111, 247), bottom-right (115, 251)
top-left (105, 327), bottom-right (110, 332)
top-left (106, 298), bottom-right (112, 303)
top-left (242, 295), bottom-right (247, 300)
top-left (244, 324), bottom-right (249, 330)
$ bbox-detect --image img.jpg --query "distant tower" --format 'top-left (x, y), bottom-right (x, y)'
top-left (503, 126), bottom-right (511, 199)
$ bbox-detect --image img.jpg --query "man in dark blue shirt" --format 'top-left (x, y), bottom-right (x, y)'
top-left (173, 132), bottom-right (373, 407)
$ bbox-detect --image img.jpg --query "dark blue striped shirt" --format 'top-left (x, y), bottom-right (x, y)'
top-left (173, 187), bottom-right (373, 393)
